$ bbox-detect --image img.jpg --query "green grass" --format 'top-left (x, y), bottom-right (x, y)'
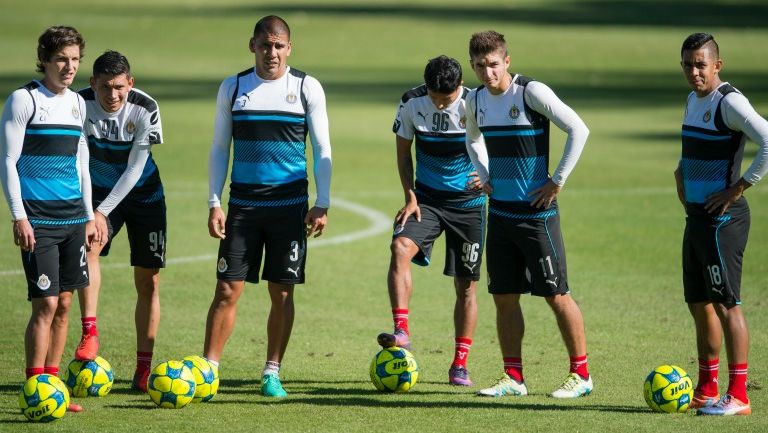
top-left (1, 0), bottom-right (768, 431)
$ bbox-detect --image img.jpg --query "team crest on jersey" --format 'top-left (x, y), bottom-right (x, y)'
top-left (459, 116), bottom-right (466, 128)
top-left (217, 257), bottom-right (228, 273)
top-left (703, 109), bottom-right (712, 123)
top-left (126, 120), bottom-right (136, 135)
top-left (37, 274), bottom-right (51, 291)
top-left (286, 93), bottom-right (298, 104)
top-left (509, 104), bottom-right (520, 119)
top-left (72, 105), bottom-right (80, 119)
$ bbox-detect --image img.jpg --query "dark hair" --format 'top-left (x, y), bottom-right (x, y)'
top-left (36, 26), bottom-right (85, 73)
top-left (469, 30), bottom-right (507, 60)
top-left (253, 15), bottom-right (291, 39)
top-left (92, 50), bottom-right (131, 78)
top-left (424, 55), bottom-right (462, 94)
top-left (681, 32), bottom-right (719, 57)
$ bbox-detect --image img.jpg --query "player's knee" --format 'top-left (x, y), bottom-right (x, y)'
top-left (214, 281), bottom-right (241, 305)
top-left (492, 293), bottom-right (520, 311)
top-left (390, 237), bottom-right (416, 260)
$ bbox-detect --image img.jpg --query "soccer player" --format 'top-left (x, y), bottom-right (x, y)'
top-left (0, 26), bottom-right (97, 413)
top-left (377, 55), bottom-right (484, 386)
top-left (204, 15), bottom-right (332, 398)
top-left (675, 33), bottom-right (768, 416)
top-left (464, 31), bottom-right (592, 398)
top-left (75, 50), bottom-right (166, 392)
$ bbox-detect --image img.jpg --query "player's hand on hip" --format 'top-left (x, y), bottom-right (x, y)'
top-left (705, 179), bottom-right (748, 216)
top-left (13, 219), bottom-right (35, 252)
top-left (528, 179), bottom-right (561, 209)
top-left (466, 171), bottom-right (484, 192)
top-left (208, 207), bottom-right (227, 239)
top-left (396, 191), bottom-right (420, 228)
top-left (94, 211), bottom-right (109, 246)
top-left (305, 206), bottom-right (328, 238)
top-left (85, 220), bottom-right (98, 250)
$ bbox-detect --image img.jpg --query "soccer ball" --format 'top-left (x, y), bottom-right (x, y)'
top-left (64, 356), bottom-right (114, 397)
top-left (182, 355), bottom-right (219, 402)
top-left (148, 360), bottom-right (196, 409)
top-left (18, 374), bottom-right (69, 422)
top-left (643, 364), bottom-right (694, 413)
top-left (370, 347), bottom-right (419, 392)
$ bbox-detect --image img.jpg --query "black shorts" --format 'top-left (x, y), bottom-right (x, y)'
top-left (683, 211), bottom-right (749, 305)
top-left (216, 202), bottom-right (308, 284)
top-left (22, 224), bottom-right (89, 300)
top-left (95, 194), bottom-right (167, 269)
top-left (486, 211), bottom-right (569, 296)
top-left (393, 203), bottom-right (484, 280)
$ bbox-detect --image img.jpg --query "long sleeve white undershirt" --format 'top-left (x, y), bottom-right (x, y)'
top-left (0, 89), bottom-right (30, 220)
top-left (208, 69), bottom-right (332, 209)
top-left (721, 92), bottom-right (768, 185)
top-left (465, 80), bottom-right (588, 187)
top-left (96, 144), bottom-right (150, 216)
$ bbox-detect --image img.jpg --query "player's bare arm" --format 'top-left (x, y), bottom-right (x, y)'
top-left (304, 206), bottom-right (328, 238)
top-left (395, 134), bottom-right (420, 226)
top-left (208, 207), bottom-right (226, 239)
top-left (93, 211), bottom-right (109, 245)
top-left (673, 166), bottom-right (686, 208)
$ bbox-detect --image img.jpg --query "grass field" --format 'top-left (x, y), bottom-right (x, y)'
top-left (1, 0), bottom-right (768, 431)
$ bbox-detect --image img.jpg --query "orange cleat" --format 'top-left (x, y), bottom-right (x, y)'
top-left (74, 334), bottom-right (99, 361)
top-left (697, 394), bottom-right (751, 416)
top-left (67, 402), bottom-right (84, 413)
top-left (689, 391), bottom-right (720, 409)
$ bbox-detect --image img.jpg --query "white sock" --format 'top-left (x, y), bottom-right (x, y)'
top-left (263, 361), bottom-right (280, 376)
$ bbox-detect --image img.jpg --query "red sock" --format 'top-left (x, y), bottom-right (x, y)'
top-left (503, 357), bottom-right (523, 382)
top-left (727, 363), bottom-right (748, 403)
top-left (82, 316), bottom-right (98, 336)
top-left (43, 366), bottom-right (59, 377)
top-left (696, 358), bottom-right (719, 397)
top-left (452, 337), bottom-right (472, 368)
top-left (136, 351), bottom-right (153, 373)
top-left (392, 309), bottom-right (409, 334)
top-left (570, 354), bottom-right (589, 379)
top-left (25, 367), bottom-right (44, 379)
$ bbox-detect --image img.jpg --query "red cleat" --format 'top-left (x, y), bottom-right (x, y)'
top-left (74, 334), bottom-right (99, 361)
top-left (132, 369), bottom-right (149, 393)
top-left (67, 402), bottom-right (84, 413)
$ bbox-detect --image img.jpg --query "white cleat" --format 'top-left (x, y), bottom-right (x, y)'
top-left (550, 373), bottom-right (593, 398)
top-left (477, 373), bottom-right (528, 397)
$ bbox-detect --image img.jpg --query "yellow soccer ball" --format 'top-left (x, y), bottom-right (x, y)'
top-left (148, 360), bottom-right (196, 409)
top-left (19, 374), bottom-right (70, 422)
top-left (182, 355), bottom-right (219, 402)
top-left (370, 347), bottom-right (419, 392)
top-left (64, 356), bottom-right (114, 397)
top-left (643, 364), bottom-right (694, 413)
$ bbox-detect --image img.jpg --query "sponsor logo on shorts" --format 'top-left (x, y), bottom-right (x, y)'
top-left (217, 257), bottom-right (228, 273)
top-left (286, 266), bottom-right (300, 278)
top-left (546, 277), bottom-right (558, 287)
top-left (463, 263), bottom-right (477, 272)
top-left (37, 274), bottom-right (51, 291)
top-left (711, 286), bottom-right (725, 296)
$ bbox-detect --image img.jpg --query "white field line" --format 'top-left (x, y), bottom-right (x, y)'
top-left (0, 197), bottom-right (391, 277)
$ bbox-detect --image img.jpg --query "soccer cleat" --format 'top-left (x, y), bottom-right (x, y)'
top-left (697, 394), bottom-right (751, 416)
top-left (74, 334), bottom-right (99, 361)
top-left (689, 391), bottom-right (720, 409)
top-left (477, 373), bottom-right (528, 397)
top-left (448, 365), bottom-right (473, 386)
top-left (67, 402), bottom-right (84, 413)
top-left (550, 373), bottom-right (593, 398)
top-left (377, 329), bottom-right (411, 351)
top-left (131, 369), bottom-right (149, 393)
top-left (261, 373), bottom-right (288, 398)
